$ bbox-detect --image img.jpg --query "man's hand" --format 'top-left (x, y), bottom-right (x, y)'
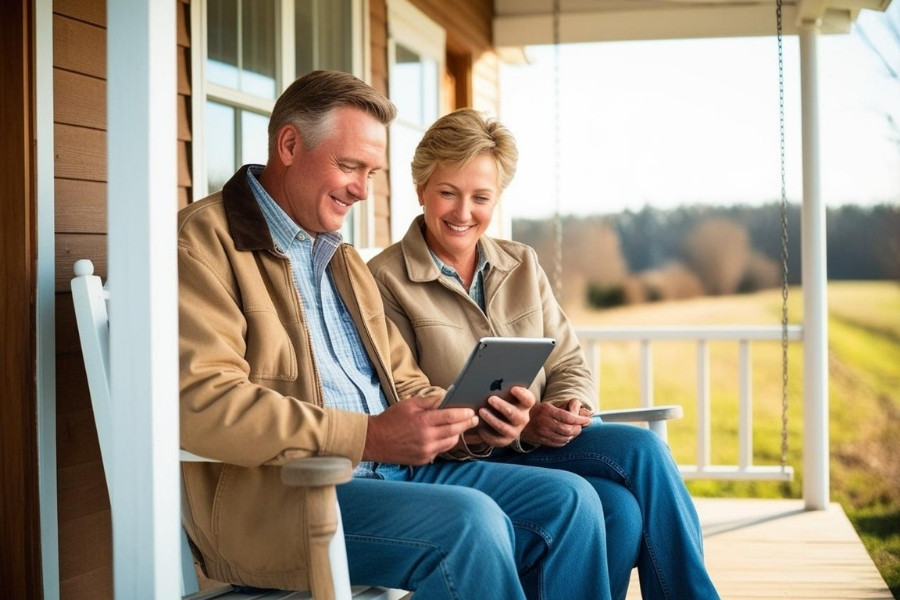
top-left (520, 399), bottom-right (592, 447)
top-left (363, 396), bottom-right (478, 465)
top-left (471, 386), bottom-right (536, 448)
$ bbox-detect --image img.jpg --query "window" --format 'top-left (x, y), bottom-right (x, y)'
top-left (193, 0), bottom-right (366, 239)
top-left (387, 0), bottom-right (445, 242)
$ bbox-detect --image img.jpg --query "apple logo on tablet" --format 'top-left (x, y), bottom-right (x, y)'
top-left (490, 378), bottom-right (503, 391)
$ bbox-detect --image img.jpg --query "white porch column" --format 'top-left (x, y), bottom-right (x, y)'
top-left (107, 0), bottom-right (181, 596)
top-left (798, 23), bottom-right (830, 511)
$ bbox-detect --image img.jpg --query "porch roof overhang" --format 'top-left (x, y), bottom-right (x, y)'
top-left (493, 0), bottom-right (892, 47)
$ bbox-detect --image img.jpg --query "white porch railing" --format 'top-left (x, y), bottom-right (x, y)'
top-left (576, 325), bottom-right (804, 482)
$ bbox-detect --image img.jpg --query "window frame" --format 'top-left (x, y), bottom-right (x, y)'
top-left (190, 0), bottom-right (371, 243)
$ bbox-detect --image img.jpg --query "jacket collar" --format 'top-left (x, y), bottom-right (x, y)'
top-left (399, 214), bottom-right (520, 283)
top-left (222, 165), bottom-right (278, 253)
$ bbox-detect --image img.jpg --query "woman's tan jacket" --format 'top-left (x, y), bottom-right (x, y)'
top-left (177, 167), bottom-right (443, 590)
top-left (367, 215), bottom-right (596, 418)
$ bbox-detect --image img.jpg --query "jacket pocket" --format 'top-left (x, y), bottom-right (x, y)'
top-left (244, 309), bottom-right (299, 381)
top-left (211, 465), bottom-right (309, 575)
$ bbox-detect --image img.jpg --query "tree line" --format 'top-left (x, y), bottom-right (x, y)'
top-left (512, 203), bottom-right (899, 308)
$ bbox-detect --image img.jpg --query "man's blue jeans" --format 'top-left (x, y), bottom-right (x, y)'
top-left (488, 419), bottom-right (720, 600)
top-left (337, 459), bottom-right (613, 599)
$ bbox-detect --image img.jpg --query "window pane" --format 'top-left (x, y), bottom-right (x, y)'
top-left (241, 0), bottom-right (277, 98)
top-left (207, 0), bottom-right (239, 89)
top-left (207, 0), bottom-right (277, 99)
top-left (241, 110), bottom-right (269, 166)
top-left (295, 0), bottom-right (353, 76)
top-left (391, 44), bottom-right (439, 126)
top-left (206, 101), bottom-right (236, 193)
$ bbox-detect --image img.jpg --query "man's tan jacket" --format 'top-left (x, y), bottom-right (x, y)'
top-left (178, 166), bottom-right (443, 590)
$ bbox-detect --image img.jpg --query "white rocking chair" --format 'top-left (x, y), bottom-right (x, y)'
top-left (71, 259), bottom-right (395, 600)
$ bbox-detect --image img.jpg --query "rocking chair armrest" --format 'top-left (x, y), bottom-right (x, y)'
top-left (597, 405), bottom-right (683, 423)
top-left (281, 456), bottom-right (354, 488)
top-left (179, 451), bottom-right (354, 488)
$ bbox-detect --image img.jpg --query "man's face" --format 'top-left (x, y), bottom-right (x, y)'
top-left (277, 106), bottom-right (387, 235)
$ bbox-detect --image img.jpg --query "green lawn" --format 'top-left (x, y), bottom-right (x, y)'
top-left (570, 281), bottom-right (900, 597)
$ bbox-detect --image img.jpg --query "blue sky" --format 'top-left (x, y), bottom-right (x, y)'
top-left (499, 4), bottom-right (900, 218)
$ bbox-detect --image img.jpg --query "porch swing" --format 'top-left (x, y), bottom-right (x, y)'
top-left (546, 0), bottom-right (794, 480)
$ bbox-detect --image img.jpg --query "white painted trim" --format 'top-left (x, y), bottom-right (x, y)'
top-left (279, 0), bottom-right (296, 92)
top-left (107, 0), bottom-right (181, 595)
top-left (36, 0), bottom-right (60, 596)
top-left (206, 83), bottom-right (278, 114)
top-left (190, 0), bottom-right (208, 200)
top-left (387, 0), bottom-right (445, 64)
top-left (492, 4), bottom-right (854, 47)
top-left (354, 0), bottom-right (370, 81)
top-left (799, 25), bottom-right (830, 511)
top-left (350, 0), bottom-right (378, 248)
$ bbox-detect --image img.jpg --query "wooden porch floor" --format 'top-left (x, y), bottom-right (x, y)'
top-left (626, 498), bottom-right (893, 599)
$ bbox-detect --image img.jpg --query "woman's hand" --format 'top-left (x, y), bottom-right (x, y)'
top-left (520, 399), bottom-right (592, 447)
top-left (472, 385), bottom-right (536, 448)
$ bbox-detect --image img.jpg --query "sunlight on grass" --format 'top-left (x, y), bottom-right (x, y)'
top-left (571, 281), bottom-right (900, 593)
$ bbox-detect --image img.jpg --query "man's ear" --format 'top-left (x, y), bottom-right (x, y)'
top-left (275, 124), bottom-right (300, 165)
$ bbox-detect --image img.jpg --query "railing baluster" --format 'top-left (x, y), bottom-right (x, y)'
top-left (739, 340), bottom-right (752, 470)
top-left (640, 339), bottom-right (653, 408)
top-left (590, 342), bottom-right (601, 405)
top-left (697, 339), bottom-right (710, 472)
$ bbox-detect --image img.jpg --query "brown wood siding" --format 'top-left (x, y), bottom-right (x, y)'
top-left (177, 0), bottom-right (193, 206)
top-left (53, 0), bottom-right (112, 594)
top-left (53, 1), bottom-right (190, 597)
top-left (408, 0), bottom-right (492, 55)
top-left (0, 0), bottom-right (42, 598)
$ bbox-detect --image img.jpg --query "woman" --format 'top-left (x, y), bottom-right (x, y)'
top-left (367, 108), bottom-right (720, 600)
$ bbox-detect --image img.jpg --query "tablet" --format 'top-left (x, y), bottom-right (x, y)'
top-left (439, 337), bottom-right (556, 409)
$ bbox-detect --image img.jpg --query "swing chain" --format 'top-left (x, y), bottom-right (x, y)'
top-left (776, 0), bottom-right (790, 472)
top-left (552, 0), bottom-right (564, 302)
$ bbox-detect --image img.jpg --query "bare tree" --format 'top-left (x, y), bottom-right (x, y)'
top-left (681, 217), bottom-right (751, 295)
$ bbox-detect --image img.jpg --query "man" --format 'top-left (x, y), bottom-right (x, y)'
top-left (178, 70), bottom-right (611, 599)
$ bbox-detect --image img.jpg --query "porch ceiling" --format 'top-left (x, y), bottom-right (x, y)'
top-left (493, 0), bottom-right (893, 46)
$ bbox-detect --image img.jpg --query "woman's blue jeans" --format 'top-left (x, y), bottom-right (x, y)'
top-left (337, 459), bottom-right (612, 599)
top-left (487, 419), bottom-right (720, 600)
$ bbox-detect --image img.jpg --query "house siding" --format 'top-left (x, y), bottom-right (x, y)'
top-left (53, 0), bottom-right (112, 595)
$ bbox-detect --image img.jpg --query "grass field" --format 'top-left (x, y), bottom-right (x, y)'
top-left (568, 281), bottom-right (900, 597)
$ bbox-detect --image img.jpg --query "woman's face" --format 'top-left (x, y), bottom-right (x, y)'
top-left (418, 153), bottom-right (499, 267)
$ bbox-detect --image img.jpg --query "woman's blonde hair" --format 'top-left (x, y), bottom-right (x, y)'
top-left (411, 108), bottom-right (518, 192)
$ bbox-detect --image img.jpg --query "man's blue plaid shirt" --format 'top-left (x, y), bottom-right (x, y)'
top-left (248, 166), bottom-right (387, 476)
